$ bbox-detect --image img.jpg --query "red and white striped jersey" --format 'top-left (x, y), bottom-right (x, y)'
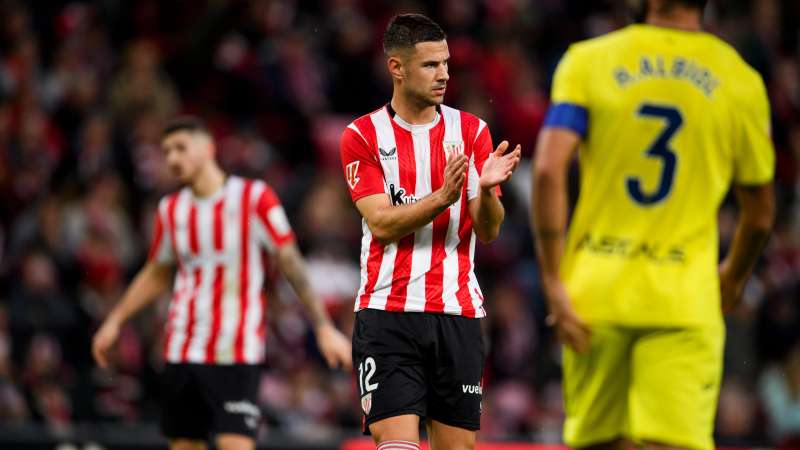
top-left (148, 176), bottom-right (295, 364)
top-left (340, 104), bottom-right (495, 318)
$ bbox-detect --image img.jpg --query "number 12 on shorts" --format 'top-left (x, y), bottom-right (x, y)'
top-left (358, 356), bottom-right (379, 395)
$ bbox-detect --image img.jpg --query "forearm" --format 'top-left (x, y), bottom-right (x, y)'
top-left (721, 184), bottom-right (775, 282)
top-left (107, 263), bottom-right (171, 325)
top-left (531, 169), bottom-right (569, 285)
top-left (722, 214), bottom-right (773, 281)
top-left (277, 245), bottom-right (332, 330)
top-left (368, 191), bottom-right (451, 243)
top-left (472, 187), bottom-right (504, 243)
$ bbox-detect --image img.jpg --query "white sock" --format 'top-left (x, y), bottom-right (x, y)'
top-left (376, 440), bottom-right (420, 450)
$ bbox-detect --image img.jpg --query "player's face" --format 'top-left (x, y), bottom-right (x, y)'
top-left (399, 40), bottom-right (450, 107)
top-left (162, 131), bottom-right (212, 184)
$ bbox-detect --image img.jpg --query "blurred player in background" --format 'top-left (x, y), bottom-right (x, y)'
top-left (92, 116), bottom-right (352, 450)
top-left (531, 0), bottom-right (775, 449)
top-left (340, 13), bottom-right (520, 450)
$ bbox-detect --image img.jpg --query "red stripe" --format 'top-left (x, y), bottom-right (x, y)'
top-left (386, 121), bottom-right (417, 312)
top-left (166, 193), bottom-right (181, 269)
top-left (148, 209), bottom-right (164, 261)
top-left (234, 180), bottom-right (253, 363)
top-left (205, 266), bottom-right (224, 362)
top-left (180, 202), bottom-right (202, 361)
top-left (358, 239), bottom-right (384, 309)
top-left (454, 112), bottom-right (477, 317)
top-left (180, 267), bottom-right (202, 360)
top-left (356, 113), bottom-right (383, 310)
top-left (205, 198), bottom-right (226, 363)
top-left (213, 198), bottom-right (224, 250)
top-left (162, 193), bottom-right (181, 358)
top-left (425, 122), bottom-right (448, 313)
top-left (188, 203), bottom-right (199, 254)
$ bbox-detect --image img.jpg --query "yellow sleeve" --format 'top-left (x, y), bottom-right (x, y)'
top-left (551, 44), bottom-right (589, 107)
top-left (733, 72), bottom-right (775, 185)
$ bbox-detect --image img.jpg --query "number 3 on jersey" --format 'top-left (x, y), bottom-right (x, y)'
top-left (626, 104), bottom-right (683, 206)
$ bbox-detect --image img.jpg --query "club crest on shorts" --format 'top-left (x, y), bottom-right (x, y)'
top-left (361, 392), bottom-right (373, 415)
top-left (443, 140), bottom-right (464, 159)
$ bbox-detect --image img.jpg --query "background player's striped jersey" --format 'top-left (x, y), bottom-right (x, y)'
top-left (149, 176), bottom-right (295, 364)
top-left (340, 105), bottom-right (495, 318)
top-left (545, 24), bottom-right (775, 327)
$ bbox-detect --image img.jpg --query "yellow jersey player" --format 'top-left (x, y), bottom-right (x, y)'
top-left (530, 1), bottom-right (775, 449)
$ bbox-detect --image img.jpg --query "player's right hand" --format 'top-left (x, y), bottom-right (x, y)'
top-left (719, 261), bottom-right (746, 313)
top-left (92, 318), bottom-right (121, 370)
top-left (543, 279), bottom-right (591, 353)
top-left (438, 153), bottom-right (468, 205)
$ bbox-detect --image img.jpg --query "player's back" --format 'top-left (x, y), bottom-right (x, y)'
top-left (553, 24), bottom-right (774, 327)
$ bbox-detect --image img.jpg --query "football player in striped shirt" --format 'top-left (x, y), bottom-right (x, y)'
top-left (92, 116), bottom-right (352, 450)
top-left (531, 0), bottom-right (775, 449)
top-left (340, 14), bottom-right (521, 450)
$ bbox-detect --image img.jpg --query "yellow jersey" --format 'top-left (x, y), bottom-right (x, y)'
top-left (545, 24), bottom-right (774, 327)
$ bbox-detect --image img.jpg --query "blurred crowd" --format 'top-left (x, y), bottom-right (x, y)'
top-left (0, 0), bottom-right (798, 446)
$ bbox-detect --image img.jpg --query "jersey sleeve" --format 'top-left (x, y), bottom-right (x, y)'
top-left (147, 202), bottom-right (174, 265)
top-left (340, 125), bottom-right (385, 202)
top-left (467, 120), bottom-right (501, 201)
top-left (254, 184), bottom-right (295, 254)
top-left (732, 73), bottom-right (775, 185)
top-left (543, 45), bottom-right (589, 138)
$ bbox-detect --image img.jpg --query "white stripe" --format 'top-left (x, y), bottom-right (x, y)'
top-left (353, 219), bottom-right (372, 312)
top-left (467, 233), bottom-right (486, 317)
top-left (216, 177), bottom-right (244, 363)
top-left (166, 189), bottom-right (193, 361)
top-left (186, 201), bottom-right (216, 362)
top-left (440, 106), bottom-right (464, 314)
top-left (475, 119), bottom-right (487, 143)
top-left (368, 108), bottom-right (399, 310)
top-left (406, 121), bottom-right (432, 312)
top-left (250, 181), bottom-right (277, 253)
top-left (153, 199), bottom-right (173, 263)
top-left (165, 269), bottom-right (189, 363)
top-left (244, 182), bottom-right (266, 363)
top-left (467, 119), bottom-right (487, 200)
top-left (348, 123), bottom-right (369, 145)
top-left (378, 442), bottom-right (419, 450)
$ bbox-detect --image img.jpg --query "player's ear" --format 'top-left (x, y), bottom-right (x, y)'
top-left (387, 54), bottom-right (404, 81)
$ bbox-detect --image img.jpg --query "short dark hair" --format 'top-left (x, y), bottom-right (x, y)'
top-left (631, 0), bottom-right (708, 22)
top-left (383, 13), bottom-right (446, 55)
top-left (162, 115), bottom-right (210, 138)
top-left (670, 0), bottom-right (708, 9)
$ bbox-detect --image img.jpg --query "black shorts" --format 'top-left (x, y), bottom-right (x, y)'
top-left (160, 363), bottom-right (261, 440)
top-left (352, 309), bottom-right (486, 434)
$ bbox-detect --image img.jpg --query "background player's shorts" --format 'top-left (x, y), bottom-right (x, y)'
top-left (160, 363), bottom-right (261, 441)
top-left (352, 309), bottom-right (486, 434)
top-left (562, 323), bottom-right (724, 450)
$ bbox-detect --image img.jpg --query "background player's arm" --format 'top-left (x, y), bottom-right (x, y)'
top-left (92, 261), bottom-right (173, 369)
top-left (531, 128), bottom-right (590, 352)
top-left (274, 242), bottom-right (352, 369)
top-left (468, 140), bottom-right (521, 243)
top-left (720, 184), bottom-right (775, 312)
top-left (355, 153), bottom-right (467, 244)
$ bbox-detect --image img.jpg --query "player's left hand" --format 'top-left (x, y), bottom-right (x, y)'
top-left (315, 323), bottom-right (353, 370)
top-left (479, 140), bottom-right (522, 189)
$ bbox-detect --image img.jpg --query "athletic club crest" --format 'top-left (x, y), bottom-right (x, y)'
top-left (443, 140), bottom-right (464, 158)
top-left (345, 161), bottom-right (360, 190)
top-left (361, 392), bottom-right (373, 415)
